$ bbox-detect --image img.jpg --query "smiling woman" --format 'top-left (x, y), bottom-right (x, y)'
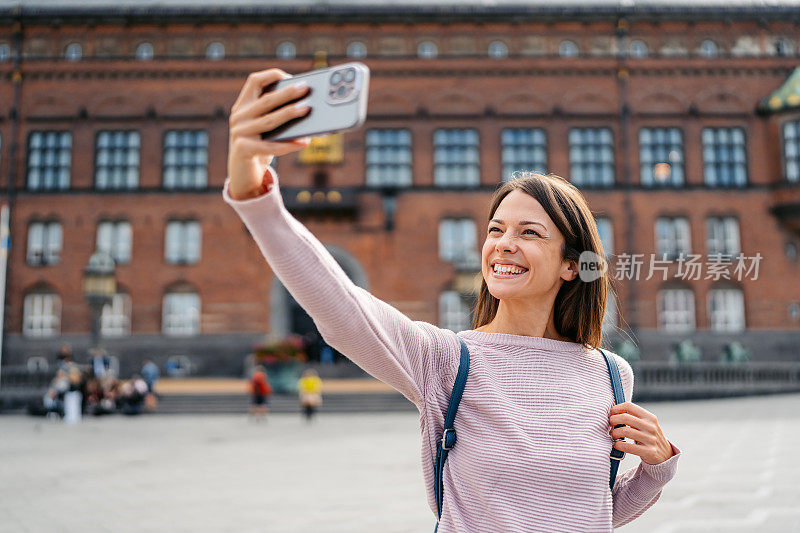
top-left (223, 67), bottom-right (681, 533)
top-left (475, 171), bottom-right (609, 348)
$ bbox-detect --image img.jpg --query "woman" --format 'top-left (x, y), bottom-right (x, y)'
top-left (224, 68), bottom-right (681, 532)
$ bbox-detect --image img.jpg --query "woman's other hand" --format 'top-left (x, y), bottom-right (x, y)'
top-left (227, 67), bottom-right (312, 200)
top-left (608, 402), bottom-right (676, 465)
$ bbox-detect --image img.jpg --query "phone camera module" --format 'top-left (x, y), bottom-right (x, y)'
top-left (330, 71), bottom-right (343, 85)
top-left (344, 69), bottom-right (355, 82)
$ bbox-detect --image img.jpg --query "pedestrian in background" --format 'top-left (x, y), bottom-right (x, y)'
top-left (297, 369), bottom-right (322, 423)
top-left (248, 365), bottom-right (272, 422)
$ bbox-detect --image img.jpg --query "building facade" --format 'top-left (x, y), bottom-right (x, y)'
top-left (1, 1), bottom-right (799, 375)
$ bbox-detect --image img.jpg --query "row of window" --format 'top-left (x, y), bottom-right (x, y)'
top-left (438, 215), bottom-right (740, 271)
top-left (25, 130), bottom-right (207, 191)
top-left (366, 124), bottom-right (797, 187)
top-left (27, 220), bottom-right (200, 266)
top-left (3, 35), bottom-right (795, 63)
top-left (22, 282), bottom-right (745, 339)
top-left (16, 122), bottom-right (800, 192)
top-left (22, 290), bottom-right (199, 338)
top-left (439, 284), bottom-right (746, 333)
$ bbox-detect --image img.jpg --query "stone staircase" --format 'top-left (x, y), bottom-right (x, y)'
top-left (155, 392), bottom-right (416, 414)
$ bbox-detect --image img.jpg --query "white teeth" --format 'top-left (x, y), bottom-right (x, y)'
top-left (493, 264), bottom-right (526, 274)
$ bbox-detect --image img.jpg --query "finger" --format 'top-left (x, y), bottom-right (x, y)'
top-left (233, 68), bottom-right (290, 110)
top-left (610, 401), bottom-right (654, 420)
top-left (242, 81), bottom-right (310, 120)
top-left (610, 412), bottom-right (655, 433)
top-left (612, 439), bottom-right (645, 455)
top-left (232, 102), bottom-right (311, 138)
top-left (611, 425), bottom-right (651, 444)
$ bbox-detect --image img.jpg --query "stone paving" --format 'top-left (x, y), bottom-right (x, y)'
top-left (1, 393), bottom-right (799, 532)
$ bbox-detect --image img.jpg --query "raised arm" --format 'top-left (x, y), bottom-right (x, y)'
top-left (223, 68), bottom-right (453, 410)
top-left (610, 358), bottom-right (682, 528)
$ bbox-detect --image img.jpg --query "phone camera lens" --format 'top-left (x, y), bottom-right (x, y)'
top-left (344, 69), bottom-right (355, 82)
top-left (331, 71), bottom-right (342, 85)
top-left (337, 85), bottom-right (347, 96)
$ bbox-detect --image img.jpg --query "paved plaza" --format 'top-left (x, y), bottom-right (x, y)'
top-left (1, 393), bottom-right (799, 533)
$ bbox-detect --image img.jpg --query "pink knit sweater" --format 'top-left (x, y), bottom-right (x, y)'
top-left (223, 168), bottom-right (681, 532)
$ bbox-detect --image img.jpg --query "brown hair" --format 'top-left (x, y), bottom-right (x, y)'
top-left (471, 171), bottom-right (615, 350)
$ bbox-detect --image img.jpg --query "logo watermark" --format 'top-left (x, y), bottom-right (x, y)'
top-left (577, 252), bottom-right (762, 282)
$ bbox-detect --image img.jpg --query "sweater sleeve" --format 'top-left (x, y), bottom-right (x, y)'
top-left (611, 356), bottom-right (682, 528)
top-left (221, 168), bottom-right (447, 410)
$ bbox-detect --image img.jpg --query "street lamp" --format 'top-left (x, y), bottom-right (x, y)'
top-left (83, 250), bottom-right (116, 350)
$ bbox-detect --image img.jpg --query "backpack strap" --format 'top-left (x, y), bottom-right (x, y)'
top-left (434, 336), bottom-right (470, 532)
top-left (598, 347), bottom-right (627, 491)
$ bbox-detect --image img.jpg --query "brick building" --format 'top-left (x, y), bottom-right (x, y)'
top-left (0, 0), bottom-right (799, 376)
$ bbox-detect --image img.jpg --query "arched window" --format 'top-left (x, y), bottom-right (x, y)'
top-left (417, 41), bottom-right (438, 59)
top-left (135, 42), bottom-right (154, 60)
top-left (23, 289), bottom-right (61, 338)
top-left (0, 43), bottom-right (10, 62)
top-left (276, 41), bottom-right (296, 59)
top-left (629, 40), bottom-right (649, 58)
top-left (699, 39), bottom-right (719, 58)
top-left (488, 40), bottom-right (508, 58)
top-left (64, 43), bottom-right (82, 61)
top-left (559, 40), bottom-right (579, 58)
top-left (205, 42), bottom-right (225, 60)
top-left (346, 41), bottom-right (367, 58)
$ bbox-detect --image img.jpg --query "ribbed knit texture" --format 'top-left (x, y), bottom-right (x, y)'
top-left (223, 168), bottom-right (681, 532)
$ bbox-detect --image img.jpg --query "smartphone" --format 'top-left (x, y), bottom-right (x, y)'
top-left (260, 62), bottom-right (370, 142)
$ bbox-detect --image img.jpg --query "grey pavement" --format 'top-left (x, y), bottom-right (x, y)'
top-left (1, 393), bottom-right (799, 532)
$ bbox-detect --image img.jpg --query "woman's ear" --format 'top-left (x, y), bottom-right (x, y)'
top-left (562, 259), bottom-right (578, 282)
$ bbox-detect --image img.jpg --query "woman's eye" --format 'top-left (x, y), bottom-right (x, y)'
top-left (488, 227), bottom-right (540, 237)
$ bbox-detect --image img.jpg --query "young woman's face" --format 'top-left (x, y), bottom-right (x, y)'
top-left (481, 190), bottom-right (574, 301)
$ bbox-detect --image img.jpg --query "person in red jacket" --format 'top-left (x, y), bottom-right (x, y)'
top-left (248, 365), bottom-right (272, 422)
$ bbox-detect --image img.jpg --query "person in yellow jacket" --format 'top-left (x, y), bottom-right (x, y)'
top-left (297, 369), bottom-right (323, 423)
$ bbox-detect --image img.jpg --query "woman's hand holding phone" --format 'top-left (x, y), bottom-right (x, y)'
top-left (227, 68), bottom-right (312, 201)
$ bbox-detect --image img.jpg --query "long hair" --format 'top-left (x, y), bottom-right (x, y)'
top-left (471, 171), bottom-right (614, 350)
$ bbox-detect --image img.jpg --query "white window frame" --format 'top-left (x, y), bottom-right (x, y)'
top-left (488, 40), bottom-right (508, 58)
top-left (23, 292), bottom-right (61, 338)
top-left (365, 128), bottom-right (413, 187)
top-left (708, 287), bottom-right (745, 332)
top-left (655, 217), bottom-right (691, 259)
top-left (27, 221), bottom-right (62, 266)
top-left (276, 41), bottom-right (296, 59)
top-left (439, 218), bottom-right (479, 269)
top-left (205, 42), bottom-right (225, 60)
top-left (501, 128), bottom-right (547, 182)
top-left (658, 288), bottom-right (696, 332)
top-left (433, 128), bottom-right (480, 187)
top-left (439, 291), bottom-right (470, 333)
top-left (165, 220), bottom-right (201, 264)
top-left (417, 41), bottom-right (438, 59)
top-left (783, 120), bottom-right (800, 182)
top-left (346, 41), bottom-right (367, 58)
top-left (595, 217), bottom-right (614, 257)
top-left (95, 130), bottom-right (140, 190)
top-left (559, 40), bottom-right (579, 58)
top-left (706, 216), bottom-right (740, 258)
top-left (162, 130), bottom-right (208, 189)
top-left (101, 292), bottom-right (132, 337)
top-left (96, 220), bottom-right (132, 265)
top-left (162, 291), bottom-right (200, 336)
